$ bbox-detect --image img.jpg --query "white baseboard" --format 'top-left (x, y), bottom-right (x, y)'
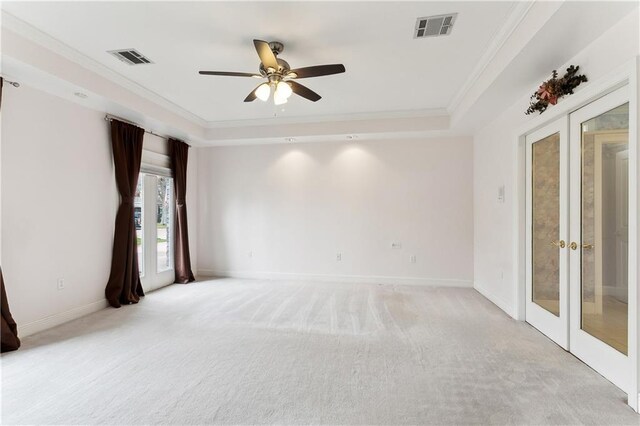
top-left (198, 269), bottom-right (473, 288)
top-left (18, 299), bottom-right (109, 338)
top-left (474, 282), bottom-right (515, 318)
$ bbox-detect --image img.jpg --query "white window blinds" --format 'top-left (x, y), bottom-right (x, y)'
top-left (141, 133), bottom-right (171, 177)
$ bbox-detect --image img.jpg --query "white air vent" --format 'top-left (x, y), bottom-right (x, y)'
top-left (414, 13), bottom-right (457, 38)
top-left (108, 49), bottom-right (153, 65)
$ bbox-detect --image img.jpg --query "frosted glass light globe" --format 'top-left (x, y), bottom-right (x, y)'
top-left (276, 81), bottom-right (293, 99)
top-left (274, 93), bottom-right (288, 105)
top-left (255, 83), bottom-right (271, 102)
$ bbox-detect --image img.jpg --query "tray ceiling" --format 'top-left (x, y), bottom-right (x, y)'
top-left (1, 1), bottom-right (517, 124)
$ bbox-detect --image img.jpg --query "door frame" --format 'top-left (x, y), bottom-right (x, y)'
top-left (515, 59), bottom-right (638, 411)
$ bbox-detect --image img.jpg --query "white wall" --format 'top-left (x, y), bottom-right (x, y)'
top-left (1, 84), bottom-right (117, 333)
top-left (1, 84), bottom-right (199, 335)
top-left (473, 10), bottom-right (640, 317)
top-left (197, 137), bottom-right (473, 286)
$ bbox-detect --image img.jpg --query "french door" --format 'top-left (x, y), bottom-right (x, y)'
top-left (525, 117), bottom-right (570, 349)
top-left (569, 86), bottom-right (630, 390)
top-left (526, 86), bottom-right (631, 390)
top-left (135, 172), bottom-right (175, 291)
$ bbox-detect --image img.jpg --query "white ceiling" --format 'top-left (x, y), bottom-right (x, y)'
top-left (1, 1), bottom-right (517, 124)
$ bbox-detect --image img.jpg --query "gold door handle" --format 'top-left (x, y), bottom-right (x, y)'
top-left (570, 242), bottom-right (578, 250)
top-left (550, 240), bottom-right (566, 248)
top-left (582, 243), bottom-right (594, 250)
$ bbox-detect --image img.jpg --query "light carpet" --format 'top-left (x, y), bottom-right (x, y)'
top-left (1, 278), bottom-right (638, 425)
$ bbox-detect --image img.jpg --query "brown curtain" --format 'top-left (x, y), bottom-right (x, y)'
top-left (169, 138), bottom-right (195, 284)
top-left (105, 120), bottom-right (145, 308)
top-left (1, 268), bottom-right (20, 352)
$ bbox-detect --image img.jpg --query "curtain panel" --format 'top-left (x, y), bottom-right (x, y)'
top-left (1, 269), bottom-right (20, 353)
top-left (169, 138), bottom-right (195, 284)
top-left (105, 120), bottom-right (145, 308)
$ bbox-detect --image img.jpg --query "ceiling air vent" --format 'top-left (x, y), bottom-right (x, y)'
top-left (108, 49), bottom-right (153, 65)
top-left (414, 13), bottom-right (457, 38)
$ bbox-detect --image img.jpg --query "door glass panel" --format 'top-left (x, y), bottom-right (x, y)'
top-left (135, 175), bottom-right (144, 276)
top-left (532, 133), bottom-right (561, 316)
top-left (156, 176), bottom-right (174, 273)
top-left (581, 103), bottom-right (629, 355)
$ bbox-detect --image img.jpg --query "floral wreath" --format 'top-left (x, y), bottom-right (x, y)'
top-left (526, 65), bottom-right (588, 115)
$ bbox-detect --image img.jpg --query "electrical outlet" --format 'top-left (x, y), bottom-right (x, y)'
top-left (410, 255), bottom-right (417, 263)
top-left (336, 253), bottom-right (342, 261)
top-left (391, 242), bottom-right (402, 249)
top-left (57, 278), bottom-right (65, 290)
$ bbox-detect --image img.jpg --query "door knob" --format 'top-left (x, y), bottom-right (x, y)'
top-left (551, 240), bottom-right (566, 248)
top-left (570, 242), bottom-right (578, 250)
top-left (582, 243), bottom-right (594, 250)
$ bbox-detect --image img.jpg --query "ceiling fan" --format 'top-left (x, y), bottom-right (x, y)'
top-left (199, 39), bottom-right (345, 105)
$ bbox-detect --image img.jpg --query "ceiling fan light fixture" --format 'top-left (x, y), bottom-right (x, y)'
top-left (275, 81), bottom-right (293, 98)
top-left (274, 94), bottom-right (288, 105)
top-left (255, 83), bottom-right (271, 101)
top-left (273, 81), bottom-right (292, 105)
top-left (199, 40), bottom-right (345, 104)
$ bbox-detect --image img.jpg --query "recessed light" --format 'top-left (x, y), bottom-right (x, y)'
top-left (74, 92), bottom-right (88, 99)
top-left (286, 137), bottom-right (296, 142)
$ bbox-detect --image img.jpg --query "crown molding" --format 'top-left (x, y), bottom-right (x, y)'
top-left (198, 129), bottom-right (470, 147)
top-left (1, 11), bottom-right (209, 128)
top-left (204, 112), bottom-right (450, 142)
top-left (204, 108), bottom-right (449, 129)
top-left (447, 1), bottom-right (534, 115)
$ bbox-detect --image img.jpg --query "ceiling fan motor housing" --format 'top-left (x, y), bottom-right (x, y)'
top-left (268, 41), bottom-right (284, 55)
top-left (259, 41), bottom-right (288, 79)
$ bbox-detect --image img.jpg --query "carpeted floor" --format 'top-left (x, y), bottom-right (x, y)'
top-left (1, 278), bottom-right (638, 425)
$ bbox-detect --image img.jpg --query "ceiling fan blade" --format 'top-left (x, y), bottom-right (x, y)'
top-left (253, 39), bottom-right (279, 70)
top-left (288, 81), bottom-right (321, 102)
top-left (243, 85), bottom-right (262, 102)
top-left (288, 64), bottom-right (345, 79)
top-left (199, 71), bottom-right (261, 78)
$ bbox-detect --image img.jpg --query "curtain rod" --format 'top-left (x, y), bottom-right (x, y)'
top-left (104, 114), bottom-right (191, 147)
top-left (1, 77), bottom-right (20, 88)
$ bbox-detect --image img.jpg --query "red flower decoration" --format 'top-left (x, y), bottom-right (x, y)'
top-left (537, 83), bottom-right (558, 105)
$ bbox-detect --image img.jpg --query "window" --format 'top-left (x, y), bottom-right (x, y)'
top-left (135, 176), bottom-right (144, 276)
top-left (137, 133), bottom-right (174, 290)
top-left (156, 176), bottom-right (174, 273)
